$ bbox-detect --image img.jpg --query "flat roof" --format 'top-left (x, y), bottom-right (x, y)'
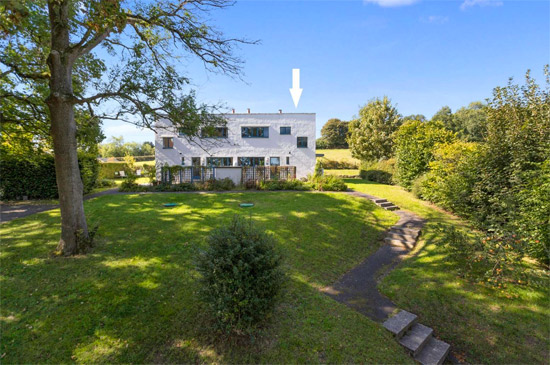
top-left (220, 112), bottom-right (316, 115)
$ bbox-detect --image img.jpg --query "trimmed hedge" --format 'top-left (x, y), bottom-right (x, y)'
top-left (359, 158), bottom-right (396, 185)
top-left (0, 153), bottom-right (99, 200)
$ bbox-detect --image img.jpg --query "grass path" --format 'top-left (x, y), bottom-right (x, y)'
top-left (346, 180), bottom-right (549, 364)
top-left (1, 191), bottom-right (413, 364)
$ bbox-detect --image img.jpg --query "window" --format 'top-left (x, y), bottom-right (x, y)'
top-left (177, 127), bottom-right (187, 137)
top-left (181, 157), bottom-right (185, 165)
top-left (297, 137), bottom-right (308, 148)
top-left (206, 157), bottom-right (233, 167)
top-left (201, 127), bottom-right (228, 138)
top-left (280, 126), bottom-right (291, 135)
top-left (238, 157), bottom-right (265, 166)
top-left (241, 126), bottom-right (269, 138)
top-left (286, 156), bottom-right (290, 165)
top-left (270, 157), bottom-right (280, 166)
top-left (163, 137), bottom-right (174, 149)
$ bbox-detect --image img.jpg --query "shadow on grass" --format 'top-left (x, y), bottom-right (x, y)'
top-left (0, 191), bottom-right (405, 363)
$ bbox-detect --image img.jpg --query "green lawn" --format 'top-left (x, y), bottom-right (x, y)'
top-left (346, 180), bottom-right (550, 364)
top-left (316, 149), bottom-right (359, 164)
top-left (324, 169), bottom-right (360, 176)
top-left (108, 177), bottom-right (150, 186)
top-left (0, 191), bottom-right (413, 363)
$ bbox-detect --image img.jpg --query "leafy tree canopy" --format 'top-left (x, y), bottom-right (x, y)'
top-left (320, 118), bottom-right (349, 149)
top-left (348, 96), bottom-right (401, 162)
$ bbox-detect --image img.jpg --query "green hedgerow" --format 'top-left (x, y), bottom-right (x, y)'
top-left (196, 216), bottom-right (285, 334)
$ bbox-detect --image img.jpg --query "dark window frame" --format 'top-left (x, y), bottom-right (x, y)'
top-left (206, 157), bottom-right (233, 167)
top-left (201, 127), bottom-right (228, 138)
top-left (269, 157), bottom-right (280, 166)
top-left (238, 157), bottom-right (266, 167)
top-left (241, 126), bottom-right (269, 138)
top-left (297, 137), bottom-right (308, 148)
top-left (280, 126), bottom-right (291, 135)
top-left (162, 137), bottom-right (174, 149)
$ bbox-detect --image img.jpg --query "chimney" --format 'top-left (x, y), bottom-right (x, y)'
top-left (231, 108), bottom-right (235, 114)
top-left (247, 108), bottom-right (250, 114)
top-left (278, 109), bottom-right (282, 114)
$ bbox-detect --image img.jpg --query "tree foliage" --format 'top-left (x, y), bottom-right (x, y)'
top-left (394, 120), bottom-right (456, 189)
top-left (348, 96), bottom-right (401, 162)
top-left (320, 118), bottom-right (349, 148)
top-left (98, 136), bottom-right (154, 157)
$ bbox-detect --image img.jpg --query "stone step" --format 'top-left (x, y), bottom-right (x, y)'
top-left (386, 232), bottom-right (416, 242)
top-left (391, 227), bottom-right (420, 236)
top-left (382, 310), bottom-right (417, 339)
top-left (378, 202), bottom-right (394, 208)
top-left (414, 337), bottom-right (451, 365)
top-left (399, 323), bottom-right (433, 356)
top-left (384, 205), bottom-right (400, 211)
top-left (374, 199), bottom-right (387, 203)
top-left (385, 237), bottom-right (415, 249)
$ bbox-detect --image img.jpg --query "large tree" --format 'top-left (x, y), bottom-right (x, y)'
top-left (320, 118), bottom-right (349, 149)
top-left (1, 0), bottom-right (251, 255)
top-left (348, 96), bottom-right (401, 162)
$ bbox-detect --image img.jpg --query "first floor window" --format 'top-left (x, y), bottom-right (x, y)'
top-left (238, 157), bottom-right (265, 166)
top-left (297, 136), bottom-right (308, 148)
top-left (241, 126), bottom-right (269, 138)
top-left (202, 127), bottom-right (228, 138)
top-left (270, 157), bottom-right (280, 166)
top-left (206, 157), bottom-right (233, 167)
top-left (177, 127), bottom-right (187, 137)
top-left (280, 126), bottom-right (291, 135)
top-left (163, 137), bottom-right (174, 149)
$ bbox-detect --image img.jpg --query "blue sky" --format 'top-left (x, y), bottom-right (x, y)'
top-left (102, 0), bottom-right (550, 143)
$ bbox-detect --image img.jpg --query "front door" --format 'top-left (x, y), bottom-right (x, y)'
top-left (192, 157), bottom-right (201, 180)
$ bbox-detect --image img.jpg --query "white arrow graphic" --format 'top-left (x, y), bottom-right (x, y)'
top-left (289, 68), bottom-right (303, 108)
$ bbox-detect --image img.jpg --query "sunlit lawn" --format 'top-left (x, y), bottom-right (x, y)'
top-left (108, 177), bottom-right (150, 186)
top-left (0, 191), bottom-right (414, 363)
top-left (324, 169), bottom-right (360, 176)
top-left (316, 149), bottom-right (359, 165)
top-left (346, 180), bottom-right (550, 364)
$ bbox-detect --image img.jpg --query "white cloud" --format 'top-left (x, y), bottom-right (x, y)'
top-left (363, 0), bottom-right (420, 7)
top-left (420, 15), bottom-right (449, 24)
top-left (460, 0), bottom-right (503, 10)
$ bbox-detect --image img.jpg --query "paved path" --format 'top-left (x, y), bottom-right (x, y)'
top-left (0, 188), bottom-right (120, 223)
top-left (323, 192), bottom-right (426, 322)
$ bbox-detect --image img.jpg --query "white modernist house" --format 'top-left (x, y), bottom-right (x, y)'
top-left (154, 112), bottom-right (316, 184)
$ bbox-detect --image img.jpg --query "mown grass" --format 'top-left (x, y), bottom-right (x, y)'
top-left (316, 149), bottom-right (359, 164)
top-left (0, 191), bottom-right (413, 363)
top-left (346, 180), bottom-right (550, 364)
top-left (324, 169), bottom-right (360, 176)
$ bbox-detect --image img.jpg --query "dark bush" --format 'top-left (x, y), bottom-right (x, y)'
top-left (359, 158), bottom-right (396, 185)
top-left (318, 158), bottom-right (358, 170)
top-left (308, 175), bottom-right (348, 191)
top-left (0, 153), bottom-right (99, 200)
top-left (196, 215), bottom-right (285, 333)
top-left (258, 179), bottom-right (310, 191)
top-left (199, 178), bottom-right (236, 191)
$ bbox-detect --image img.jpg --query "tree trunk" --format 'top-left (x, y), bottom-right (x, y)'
top-left (46, 0), bottom-right (89, 255)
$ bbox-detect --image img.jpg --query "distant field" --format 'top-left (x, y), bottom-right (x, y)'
top-left (316, 149), bottom-right (360, 164)
top-left (325, 169), bottom-right (360, 176)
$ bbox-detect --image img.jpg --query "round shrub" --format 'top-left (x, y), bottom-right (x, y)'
top-left (196, 216), bottom-right (285, 333)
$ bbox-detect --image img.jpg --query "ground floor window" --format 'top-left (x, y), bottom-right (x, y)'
top-left (206, 157), bottom-right (233, 167)
top-left (238, 157), bottom-right (265, 166)
top-left (286, 156), bottom-right (290, 165)
top-left (270, 157), bottom-right (280, 166)
top-left (181, 157), bottom-right (185, 165)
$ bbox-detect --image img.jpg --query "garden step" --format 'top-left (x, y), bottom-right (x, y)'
top-left (385, 237), bottom-right (415, 249)
top-left (386, 232), bottom-right (416, 242)
top-left (374, 199), bottom-right (388, 203)
top-left (382, 310), bottom-right (417, 338)
top-left (384, 205), bottom-right (400, 211)
top-left (414, 337), bottom-right (450, 365)
top-left (399, 323), bottom-right (433, 356)
top-left (378, 202), bottom-right (394, 208)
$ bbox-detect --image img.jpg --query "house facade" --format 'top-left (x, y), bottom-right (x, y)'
top-left (154, 112), bottom-right (316, 183)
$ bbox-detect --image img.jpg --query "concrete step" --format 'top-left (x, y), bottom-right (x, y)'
top-left (399, 323), bottom-right (433, 356)
top-left (378, 202), bottom-right (394, 208)
top-left (386, 232), bottom-right (416, 242)
top-left (374, 199), bottom-right (387, 203)
top-left (382, 310), bottom-right (417, 339)
top-left (385, 237), bottom-right (415, 249)
top-left (385, 205), bottom-right (400, 211)
top-left (390, 227), bottom-right (420, 237)
top-left (414, 337), bottom-right (451, 365)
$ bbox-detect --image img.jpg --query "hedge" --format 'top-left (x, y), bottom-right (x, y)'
top-left (0, 153), bottom-right (99, 200)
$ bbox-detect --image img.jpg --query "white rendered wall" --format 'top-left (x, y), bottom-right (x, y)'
top-left (155, 113), bottom-right (316, 179)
